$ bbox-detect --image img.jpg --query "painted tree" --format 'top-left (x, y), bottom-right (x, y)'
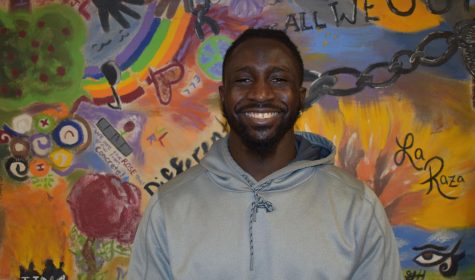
top-left (67, 173), bottom-right (142, 279)
top-left (0, 4), bottom-right (87, 111)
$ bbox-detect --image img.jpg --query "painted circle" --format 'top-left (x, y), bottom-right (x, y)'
top-left (29, 158), bottom-right (50, 177)
top-left (52, 119), bottom-right (84, 148)
top-left (5, 157), bottom-right (29, 181)
top-left (12, 114), bottom-right (33, 134)
top-left (197, 35), bottom-right (232, 81)
top-left (0, 130), bottom-right (12, 144)
top-left (30, 134), bottom-right (52, 157)
top-left (49, 148), bottom-right (74, 169)
top-left (9, 137), bottom-right (30, 158)
top-left (34, 114), bottom-right (56, 133)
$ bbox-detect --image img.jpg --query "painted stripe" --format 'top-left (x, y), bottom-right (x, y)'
top-left (85, 6), bottom-right (191, 98)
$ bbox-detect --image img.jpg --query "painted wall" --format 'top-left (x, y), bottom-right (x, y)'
top-left (0, 0), bottom-right (474, 279)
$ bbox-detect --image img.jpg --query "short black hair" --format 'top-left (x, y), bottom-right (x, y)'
top-left (222, 28), bottom-right (304, 85)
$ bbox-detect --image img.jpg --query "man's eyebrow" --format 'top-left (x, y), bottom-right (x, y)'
top-left (269, 66), bottom-right (291, 73)
top-left (230, 65), bottom-right (292, 73)
top-left (230, 66), bottom-right (253, 73)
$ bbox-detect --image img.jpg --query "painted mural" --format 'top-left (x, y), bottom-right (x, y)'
top-left (0, 0), bottom-right (474, 279)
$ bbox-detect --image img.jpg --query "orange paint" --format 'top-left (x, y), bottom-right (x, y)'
top-left (358, 0), bottom-right (442, 32)
top-left (29, 158), bottom-right (50, 177)
top-left (41, 103), bottom-right (70, 120)
top-left (0, 179), bottom-right (73, 278)
top-left (296, 73), bottom-right (475, 229)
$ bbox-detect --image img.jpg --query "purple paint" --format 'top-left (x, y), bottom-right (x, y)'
top-left (229, 0), bottom-right (266, 18)
top-left (84, 2), bottom-right (157, 77)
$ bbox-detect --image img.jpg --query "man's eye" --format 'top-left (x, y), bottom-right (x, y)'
top-left (271, 77), bottom-right (288, 83)
top-left (235, 78), bottom-right (252, 84)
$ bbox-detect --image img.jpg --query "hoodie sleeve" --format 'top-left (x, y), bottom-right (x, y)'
top-left (350, 188), bottom-right (403, 280)
top-left (128, 195), bottom-right (173, 280)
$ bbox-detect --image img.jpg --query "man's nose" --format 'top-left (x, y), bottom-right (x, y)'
top-left (247, 79), bottom-right (274, 102)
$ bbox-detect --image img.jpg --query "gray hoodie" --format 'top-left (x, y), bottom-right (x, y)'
top-left (128, 132), bottom-right (402, 279)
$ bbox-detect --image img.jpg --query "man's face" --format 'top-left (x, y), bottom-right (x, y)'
top-left (219, 38), bottom-right (306, 154)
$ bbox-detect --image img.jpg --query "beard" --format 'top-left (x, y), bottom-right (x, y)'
top-left (222, 103), bottom-right (301, 157)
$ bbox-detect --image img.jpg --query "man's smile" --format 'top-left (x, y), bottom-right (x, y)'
top-left (244, 111), bottom-right (280, 119)
top-left (236, 103), bottom-right (286, 123)
top-left (237, 106), bottom-right (285, 125)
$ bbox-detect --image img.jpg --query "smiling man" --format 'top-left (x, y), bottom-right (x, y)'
top-left (128, 29), bottom-right (402, 279)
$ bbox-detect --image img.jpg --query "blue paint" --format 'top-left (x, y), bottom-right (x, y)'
top-left (52, 119), bottom-right (84, 148)
top-left (394, 226), bottom-right (475, 270)
top-left (120, 18), bottom-right (162, 72)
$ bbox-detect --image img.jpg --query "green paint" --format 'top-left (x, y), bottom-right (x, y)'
top-left (131, 19), bottom-right (171, 72)
top-left (121, 70), bottom-right (131, 80)
top-left (196, 35), bottom-right (232, 81)
top-left (81, 70), bottom-right (131, 87)
top-left (31, 174), bottom-right (55, 188)
top-left (81, 78), bottom-right (106, 87)
top-left (0, 5), bottom-right (88, 111)
top-left (33, 114), bottom-right (56, 133)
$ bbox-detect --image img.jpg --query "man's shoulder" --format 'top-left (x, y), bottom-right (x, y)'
top-left (156, 164), bottom-right (208, 198)
top-left (314, 164), bottom-right (379, 205)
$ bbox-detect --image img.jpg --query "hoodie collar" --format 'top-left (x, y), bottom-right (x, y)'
top-left (200, 131), bottom-right (335, 192)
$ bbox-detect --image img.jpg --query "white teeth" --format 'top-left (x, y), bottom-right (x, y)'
top-left (245, 112), bottom-right (279, 119)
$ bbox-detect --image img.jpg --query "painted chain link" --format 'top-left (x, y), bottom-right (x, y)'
top-left (304, 19), bottom-right (475, 101)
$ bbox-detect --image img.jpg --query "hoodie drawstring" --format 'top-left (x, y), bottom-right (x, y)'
top-left (243, 177), bottom-right (274, 271)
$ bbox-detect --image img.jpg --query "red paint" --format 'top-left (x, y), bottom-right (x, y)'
top-left (31, 40), bottom-right (40, 48)
top-left (123, 121), bottom-right (135, 132)
top-left (0, 130), bottom-right (12, 143)
top-left (67, 173), bottom-right (142, 244)
top-left (7, 52), bottom-right (15, 60)
top-left (78, 0), bottom-right (91, 20)
top-left (40, 119), bottom-right (49, 127)
top-left (92, 86), bottom-right (145, 105)
top-left (47, 45), bottom-right (55, 52)
top-left (57, 66), bottom-right (66, 76)
top-left (31, 54), bottom-right (39, 63)
top-left (37, 21), bottom-right (45, 28)
top-left (159, 132), bottom-right (168, 146)
top-left (18, 30), bottom-right (26, 38)
top-left (147, 63), bottom-right (184, 105)
top-left (70, 95), bottom-right (93, 114)
top-left (11, 68), bottom-right (19, 78)
top-left (62, 28), bottom-right (71, 36)
top-left (39, 73), bottom-right (49, 82)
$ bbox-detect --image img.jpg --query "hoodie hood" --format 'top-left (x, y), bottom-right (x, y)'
top-left (200, 131), bottom-right (336, 192)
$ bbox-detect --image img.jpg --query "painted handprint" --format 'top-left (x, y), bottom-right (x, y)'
top-left (92, 0), bottom-right (145, 32)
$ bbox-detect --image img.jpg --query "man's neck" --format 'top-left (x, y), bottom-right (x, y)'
top-left (228, 131), bottom-right (297, 181)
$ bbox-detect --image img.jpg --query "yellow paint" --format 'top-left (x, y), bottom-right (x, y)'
top-left (49, 149), bottom-right (74, 169)
top-left (357, 0), bottom-right (442, 32)
top-left (99, 256), bottom-right (130, 279)
top-left (84, 7), bottom-right (191, 97)
top-left (296, 90), bottom-right (475, 230)
top-left (145, 7), bottom-right (189, 75)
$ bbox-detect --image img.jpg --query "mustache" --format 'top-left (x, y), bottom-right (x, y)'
top-left (235, 102), bottom-right (287, 113)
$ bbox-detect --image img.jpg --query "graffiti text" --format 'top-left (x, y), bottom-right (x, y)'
top-left (394, 132), bottom-right (465, 200)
